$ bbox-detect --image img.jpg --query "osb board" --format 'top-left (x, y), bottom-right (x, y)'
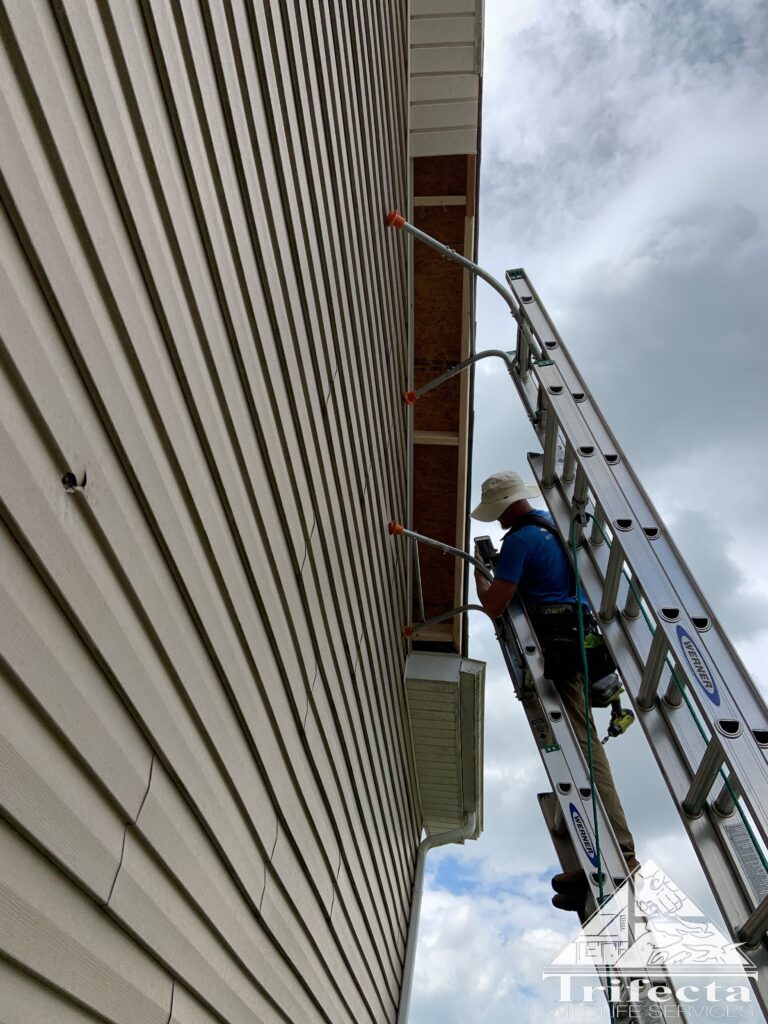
top-left (412, 444), bottom-right (460, 623)
top-left (413, 155), bottom-right (469, 197)
top-left (413, 204), bottom-right (466, 433)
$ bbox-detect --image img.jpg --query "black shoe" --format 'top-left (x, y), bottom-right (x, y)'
top-left (552, 868), bottom-right (588, 895)
top-left (552, 892), bottom-right (585, 912)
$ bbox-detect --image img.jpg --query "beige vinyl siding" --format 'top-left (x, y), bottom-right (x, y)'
top-left (0, 1), bottom-right (416, 1022)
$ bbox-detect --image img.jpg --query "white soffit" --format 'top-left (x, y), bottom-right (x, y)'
top-left (410, 0), bottom-right (484, 158)
top-left (405, 653), bottom-right (485, 838)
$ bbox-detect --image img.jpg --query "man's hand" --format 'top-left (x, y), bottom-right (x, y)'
top-left (474, 548), bottom-right (518, 619)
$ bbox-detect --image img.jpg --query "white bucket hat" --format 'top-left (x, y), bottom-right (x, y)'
top-left (470, 470), bottom-right (541, 522)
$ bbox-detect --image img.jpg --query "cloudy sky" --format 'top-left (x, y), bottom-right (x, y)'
top-left (410, 1), bottom-right (768, 1021)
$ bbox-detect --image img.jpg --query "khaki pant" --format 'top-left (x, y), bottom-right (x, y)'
top-left (558, 672), bottom-right (636, 859)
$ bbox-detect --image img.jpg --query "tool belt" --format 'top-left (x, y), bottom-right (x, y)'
top-left (528, 603), bottom-right (617, 687)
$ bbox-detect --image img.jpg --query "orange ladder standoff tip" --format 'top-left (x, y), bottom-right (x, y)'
top-left (402, 390), bottom-right (418, 406)
top-left (387, 520), bottom-right (404, 535)
top-left (385, 209), bottom-right (405, 229)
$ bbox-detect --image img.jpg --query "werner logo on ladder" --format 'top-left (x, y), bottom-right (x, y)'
top-left (385, 208), bottom-right (768, 1018)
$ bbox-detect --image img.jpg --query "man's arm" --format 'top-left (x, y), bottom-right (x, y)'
top-left (475, 568), bottom-right (518, 619)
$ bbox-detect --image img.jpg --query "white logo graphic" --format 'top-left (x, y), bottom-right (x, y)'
top-left (544, 859), bottom-right (756, 1007)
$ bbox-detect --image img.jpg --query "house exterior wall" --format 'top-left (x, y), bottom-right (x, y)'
top-left (0, 2), bottom-right (417, 1022)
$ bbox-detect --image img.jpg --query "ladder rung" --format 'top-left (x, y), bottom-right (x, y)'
top-left (663, 669), bottom-right (685, 708)
top-left (589, 503), bottom-right (605, 547)
top-left (570, 467), bottom-right (589, 546)
top-left (599, 542), bottom-right (624, 621)
top-left (637, 630), bottom-right (668, 710)
top-left (622, 577), bottom-right (641, 619)
top-left (739, 893), bottom-right (768, 948)
top-left (541, 399), bottom-right (558, 487)
top-left (714, 774), bottom-right (741, 817)
top-left (562, 441), bottom-right (576, 483)
top-left (683, 739), bottom-right (725, 817)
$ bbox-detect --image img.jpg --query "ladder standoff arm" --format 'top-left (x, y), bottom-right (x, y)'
top-left (385, 208), bottom-right (540, 378)
top-left (386, 209), bottom-right (518, 319)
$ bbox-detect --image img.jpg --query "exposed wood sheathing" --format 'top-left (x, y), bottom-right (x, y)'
top-left (0, 1), bottom-right (417, 1021)
top-left (410, 154), bottom-right (476, 649)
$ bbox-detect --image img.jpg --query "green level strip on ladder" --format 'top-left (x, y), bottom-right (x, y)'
top-left (587, 514), bottom-right (768, 878)
top-left (570, 516), bottom-right (608, 904)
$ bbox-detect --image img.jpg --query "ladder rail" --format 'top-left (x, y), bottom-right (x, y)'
top-left (389, 525), bottom-right (682, 1021)
top-left (521, 360), bottom-right (768, 852)
top-left (510, 269), bottom-right (768, 722)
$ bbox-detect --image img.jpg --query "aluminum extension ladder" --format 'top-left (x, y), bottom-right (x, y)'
top-left (385, 208), bottom-right (768, 1016)
top-left (389, 517), bottom-right (676, 1022)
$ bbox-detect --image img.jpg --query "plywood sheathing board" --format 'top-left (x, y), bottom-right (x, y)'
top-left (414, 155), bottom-right (469, 196)
top-left (410, 154), bottom-right (476, 650)
top-left (413, 203), bottom-right (465, 434)
top-left (412, 443), bottom-right (460, 626)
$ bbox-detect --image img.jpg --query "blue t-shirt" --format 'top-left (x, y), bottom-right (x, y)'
top-left (495, 509), bottom-right (583, 606)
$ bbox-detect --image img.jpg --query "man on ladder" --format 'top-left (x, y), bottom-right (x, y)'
top-left (471, 470), bottom-right (640, 911)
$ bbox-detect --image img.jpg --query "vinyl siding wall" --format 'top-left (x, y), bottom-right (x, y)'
top-left (0, 2), bottom-right (416, 1022)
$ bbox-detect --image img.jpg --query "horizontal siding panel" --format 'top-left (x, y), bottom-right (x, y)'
top-left (169, 983), bottom-right (221, 1024)
top-left (110, 830), bottom-right (311, 1024)
top-left (262, 827), bottom-right (375, 1024)
top-left (411, 71), bottom-right (479, 103)
top-left (0, 958), bottom-right (109, 1024)
top-left (333, 859), bottom-right (399, 1019)
top-left (412, 0), bottom-right (477, 14)
top-left (0, 0), bottom-right (415, 1021)
top-left (134, 760), bottom-right (267, 924)
top-left (411, 99), bottom-right (479, 132)
top-left (411, 128), bottom-right (479, 157)
top-left (0, 662), bottom-right (127, 901)
top-left (0, 821), bottom-right (172, 1024)
top-left (411, 16), bottom-right (476, 46)
top-left (411, 44), bottom-right (477, 75)
top-left (0, 523), bottom-right (152, 821)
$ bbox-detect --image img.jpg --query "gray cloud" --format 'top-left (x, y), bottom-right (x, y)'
top-left (410, 2), bottom-right (768, 1020)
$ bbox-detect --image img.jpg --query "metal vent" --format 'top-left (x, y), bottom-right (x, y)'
top-left (405, 653), bottom-right (485, 838)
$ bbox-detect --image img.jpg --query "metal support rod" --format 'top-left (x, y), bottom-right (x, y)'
top-left (403, 605), bottom-right (487, 638)
top-left (637, 629), bottom-right (669, 711)
top-left (388, 522), bottom-right (493, 581)
top-left (405, 349), bottom-right (514, 405)
top-left (683, 739), bottom-right (725, 817)
top-left (387, 210), bottom-right (520, 322)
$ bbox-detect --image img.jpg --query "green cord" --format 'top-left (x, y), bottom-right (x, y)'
top-left (570, 516), bottom-right (607, 904)
top-left (590, 515), bottom-right (768, 876)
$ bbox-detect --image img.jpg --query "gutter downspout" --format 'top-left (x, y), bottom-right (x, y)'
top-left (397, 811), bottom-right (478, 1024)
